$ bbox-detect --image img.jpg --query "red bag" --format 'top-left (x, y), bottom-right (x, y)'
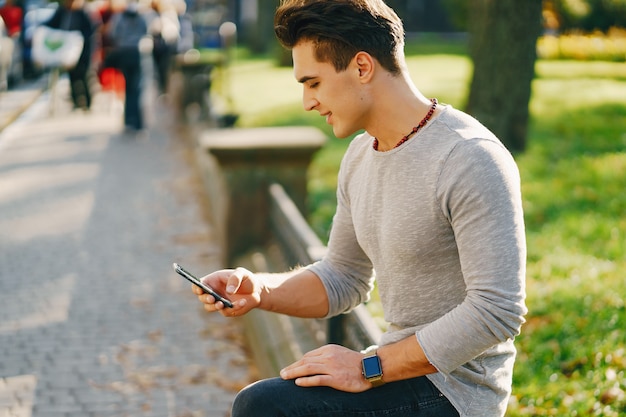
top-left (99, 67), bottom-right (125, 95)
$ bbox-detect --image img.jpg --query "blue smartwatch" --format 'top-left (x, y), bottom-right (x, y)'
top-left (361, 350), bottom-right (385, 387)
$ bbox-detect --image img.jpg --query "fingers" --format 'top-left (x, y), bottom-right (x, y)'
top-left (203, 298), bottom-right (228, 312)
top-left (192, 269), bottom-right (231, 301)
top-left (280, 345), bottom-right (371, 392)
top-left (294, 374), bottom-right (332, 387)
top-left (191, 283), bottom-right (203, 295)
top-left (203, 298), bottom-right (247, 319)
top-left (280, 347), bottom-right (326, 378)
top-left (191, 268), bottom-right (255, 316)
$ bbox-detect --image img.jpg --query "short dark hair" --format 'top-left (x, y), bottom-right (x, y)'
top-left (274, 0), bottom-right (405, 75)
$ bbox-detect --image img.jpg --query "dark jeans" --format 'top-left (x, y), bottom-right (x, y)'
top-left (231, 376), bottom-right (460, 417)
top-left (113, 47), bottom-right (143, 130)
top-left (152, 42), bottom-right (174, 94)
top-left (68, 62), bottom-right (91, 110)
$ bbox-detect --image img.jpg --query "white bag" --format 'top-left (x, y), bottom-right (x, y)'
top-left (31, 26), bottom-right (84, 70)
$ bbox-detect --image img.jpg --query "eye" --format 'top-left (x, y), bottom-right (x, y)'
top-left (308, 81), bottom-right (319, 89)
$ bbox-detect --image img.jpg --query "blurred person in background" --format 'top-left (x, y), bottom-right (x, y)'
top-left (45, 0), bottom-right (96, 111)
top-left (95, 0), bottom-right (126, 99)
top-left (0, 0), bottom-right (22, 37)
top-left (147, 0), bottom-right (178, 95)
top-left (105, 0), bottom-right (147, 131)
top-left (175, 0), bottom-right (193, 54)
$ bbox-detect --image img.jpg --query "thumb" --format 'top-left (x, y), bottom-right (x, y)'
top-left (226, 267), bottom-right (250, 294)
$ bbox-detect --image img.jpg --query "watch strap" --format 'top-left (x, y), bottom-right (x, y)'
top-left (368, 373), bottom-right (385, 387)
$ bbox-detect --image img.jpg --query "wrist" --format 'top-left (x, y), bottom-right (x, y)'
top-left (256, 275), bottom-right (274, 312)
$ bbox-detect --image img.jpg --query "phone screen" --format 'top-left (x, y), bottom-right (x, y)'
top-left (173, 263), bottom-right (234, 308)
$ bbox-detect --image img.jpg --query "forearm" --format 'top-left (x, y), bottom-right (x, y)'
top-left (257, 268), bottom-right (329, 318)
top-left (376, 336), bottom-right (437, 383)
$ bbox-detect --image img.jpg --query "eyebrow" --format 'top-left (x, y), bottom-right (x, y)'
top-left (297, 75), bottom-right (317, 84)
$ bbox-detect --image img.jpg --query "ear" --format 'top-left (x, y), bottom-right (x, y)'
top-left (354, 51), bottom-right (375, 83)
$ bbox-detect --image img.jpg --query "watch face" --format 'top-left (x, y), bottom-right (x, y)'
top-left (362, 355), bottom-right (382, 377)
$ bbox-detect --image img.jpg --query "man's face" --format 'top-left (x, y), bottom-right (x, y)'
top-left (292, 41), bottom-right (368, 139)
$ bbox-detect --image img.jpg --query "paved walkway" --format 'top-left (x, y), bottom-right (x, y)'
top-left (0, 76), bottom-right (254, 416)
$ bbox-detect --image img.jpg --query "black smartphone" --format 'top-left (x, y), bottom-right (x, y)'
top-left (172, 263), bottom-right (234, 308)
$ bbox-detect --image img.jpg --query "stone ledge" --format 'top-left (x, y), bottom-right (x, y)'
top-left (199, 126), bottom-right (326, 150)
top-left (195, 126), bottom-right (326, 264)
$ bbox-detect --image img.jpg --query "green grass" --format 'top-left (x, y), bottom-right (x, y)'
top-left (510, 59), bottom-right (626, 416)
top-left (217, 40), bottom-right (626, 416)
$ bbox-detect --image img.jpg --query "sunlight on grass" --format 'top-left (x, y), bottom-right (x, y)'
top-left (514, 245), bottom-right (625, 416)
top-left (406, 55), bottom-right (472, 106)
top-left (226, 61), bottom-right (302, 126)
top-left (536, 59), bottom-right (626, 79)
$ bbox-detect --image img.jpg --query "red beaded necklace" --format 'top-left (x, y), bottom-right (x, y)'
top-left (372, 98), bottom-right (438, 151)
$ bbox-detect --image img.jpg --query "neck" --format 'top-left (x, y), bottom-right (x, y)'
top-left (366, 76), bottom-right (435, 151)
top-left (372, 98), bottom-right (438, 151)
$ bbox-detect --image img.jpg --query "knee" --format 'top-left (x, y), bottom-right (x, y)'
top-left (231, 380), bottom-right (268, 416)
top-left (231, 378), bottom-right (286, 417)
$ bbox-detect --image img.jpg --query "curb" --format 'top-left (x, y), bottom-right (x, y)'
top-left (0, 77), bottom-right (48, 132)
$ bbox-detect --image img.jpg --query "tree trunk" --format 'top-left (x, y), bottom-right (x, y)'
top-left (466, 0), bottom-right (543, 153)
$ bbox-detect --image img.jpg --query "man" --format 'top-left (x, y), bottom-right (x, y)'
top-left (105, 0), bottom-right (147, 131)
top-left (44, 0), bottom-right (95, 110)
top-left (146, 0), bottom-right (179, 94)
top-left (193, 1), bottom-right (527, 416)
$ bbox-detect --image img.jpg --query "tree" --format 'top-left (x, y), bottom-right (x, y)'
top-left (465, 0), bottom-right (543, 153)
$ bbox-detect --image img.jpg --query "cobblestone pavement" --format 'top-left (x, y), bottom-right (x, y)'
top-left (0, 77), bottom-right (255, 417)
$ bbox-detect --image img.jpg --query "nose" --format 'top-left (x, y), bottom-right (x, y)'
top-left (303, 90), bottom-right (318, 112)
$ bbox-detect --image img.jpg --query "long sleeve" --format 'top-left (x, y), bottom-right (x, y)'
top-left (417, 138), bottom-right (527, 373)
top-left (307, 150), bottom-right (376, 317)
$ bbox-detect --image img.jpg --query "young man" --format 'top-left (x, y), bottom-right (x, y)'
top-left (193, 1), bottom-right (527, 416)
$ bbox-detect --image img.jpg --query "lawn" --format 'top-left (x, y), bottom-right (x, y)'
top-left (215, 38), bottom-right (626, 416)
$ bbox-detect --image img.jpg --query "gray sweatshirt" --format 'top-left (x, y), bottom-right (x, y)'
top-left (308, 105), bottom-right (527, 417)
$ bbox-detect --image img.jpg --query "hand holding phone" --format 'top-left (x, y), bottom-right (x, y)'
top-left (173, 263), bottom-right (234, 308)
